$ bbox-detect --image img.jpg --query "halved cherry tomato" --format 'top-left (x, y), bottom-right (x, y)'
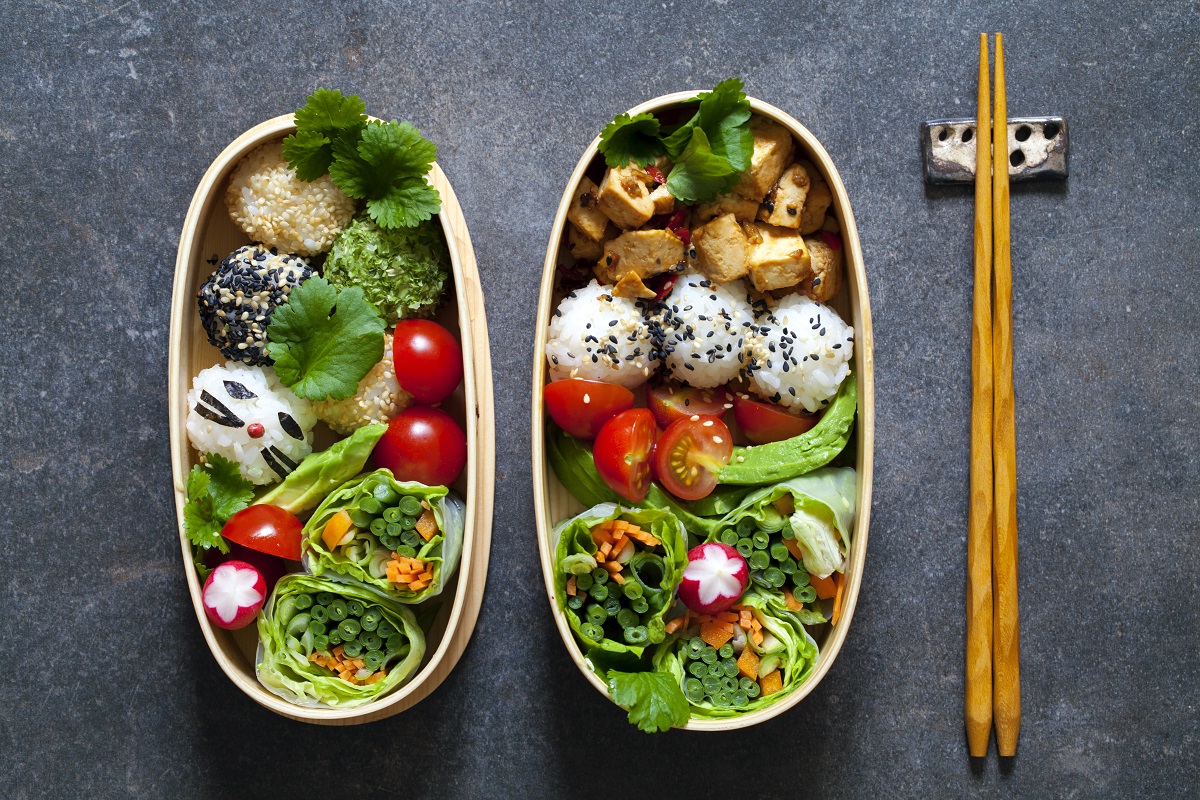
top-left (375, 407), bottom-right (468, 486)
top-left (593, 408), bottom-right (658, 503)
top-left (220, 504), bottom-right (304, 561)
top-left (733, 393), bottom-right (818, 445)
top-left (392, 320), bottom-right (464, 404)
top-left (544, 379), bottom-right (635, 439)
top-left (646, 382), bottom-right (733, 428)
top-left (653, 415), bottom-right (733, 501)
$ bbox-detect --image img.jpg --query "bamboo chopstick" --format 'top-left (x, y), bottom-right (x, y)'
top-left (965, 31), bottom-right (995, 759)
top-left (991, 32), bottom-right (1022, 757)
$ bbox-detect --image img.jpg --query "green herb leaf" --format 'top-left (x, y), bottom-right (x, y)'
top-left (367, 177), bottom-right (441, 229)
top-left (266, 276), bottom-right (386, 401)
top-left (607, 670), bottom-right (690, 733)
top-left (695, 77), bottom-right (753, 172)
top-left (665, 127), bottom-right (740, 204)
top-left (183, 454), bottom-right (253, 555)
top-left (328, 120), bottom-right (440, 227)
top-left (598, 112), bottom-right (664, 168)
top-left (284, 89), bottom-right (367, 181)
top-left (282, 129), bottom-right (335, 182)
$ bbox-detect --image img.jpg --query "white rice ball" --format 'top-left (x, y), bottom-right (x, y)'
top-left (747, 294), bottom-right (854, 413)
top-left (658, 273), bottom-right (753, 388)
top-left (225, 141), bottom-right (356, 257)
top-left (311, 331), bottom-right (412, 434)
top-left (186, 362), bottom-right (318, 485)
top-left (545, 280), bottom-right (658, 389)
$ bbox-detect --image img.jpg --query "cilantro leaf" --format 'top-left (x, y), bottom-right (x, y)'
top-left (282, 129), bottom-right (335, 182)
top-left (696, 77), bottom-right (753, 172)
top-left (266, 277), bottom-right (386, 401)
top-left (328, 120), bottom-right (441, 228)
top-left (368, 177), bottom-right (441, 229)
top-left (607, 671), bottom-right (690, 733)
top-left (665, 127), bottom-right (740, 204)
top-left (660, 111), bottom-right (700, 160)
top-left (598, 112), bottom-right (663, 168)
top-left (284, 89), bottom-right (367, 181)
top-left (182, 454), bottom-right (253, 556)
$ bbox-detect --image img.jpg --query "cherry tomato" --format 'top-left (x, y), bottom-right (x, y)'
top-left (392, 320), bottom-right (464, 404)
top-left (220, 504), bottom-right (304, 561)
top-left (653, 415), bottom-right (733, 501)
top-left (544, 379), bottom-right (635, 439)
top-left (593, 408), bottom-right (658, 503)
top-left (733, 393), bottom-right (818, 445)
top-left (646, 382), bottom-right (733, 428)
top-left (374, 406), bottom-right (467, 486)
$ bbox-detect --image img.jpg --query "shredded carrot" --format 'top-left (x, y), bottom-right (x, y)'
top-left (609, 571), bottom-right (625, 584)
top-left (700, 620), bottom-right (736, 649)
top-left (603, 561), bottom-right (623, 574)
top-left (386, 553), bottom-right (430, 589)
top-left (716, 611), bottom-right (739, 624)
top-left (831, 571), bottom-right (846, 625)
top-left (415, 508), bottom-right (439, 542)
top-left (810, 572), bottom-right (837, 600)
top-left (782, 588), bottom-right (802, 611)
top-left (736, 646), bottom-right (761, 680)
top-left (783, 537), bottom-right (805, 563)
top-left (665, 617), bottom-right (686, 634)
top-left (566, 576), bottom-right (577, 596)
top-left (309, 646), bottom-right (386, 686)
top-left (751, 629), bottom-right (764, 647)
top-left (322, 510), bottom-right (354, 551)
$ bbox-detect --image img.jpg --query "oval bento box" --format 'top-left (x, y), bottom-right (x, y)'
top-left (531, 93), bottom-right (875, 730)
top-left (169, 115), bottom-right (494, 724)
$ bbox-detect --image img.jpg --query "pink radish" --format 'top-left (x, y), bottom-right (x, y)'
top-left (677, 542), bottom-right (749, 615)
top-left (202, 560), bottom-right (266, 630)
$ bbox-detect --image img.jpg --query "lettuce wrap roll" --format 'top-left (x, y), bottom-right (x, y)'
top-left (708, 467), bottom-right (856, 621)
top-left (653, 589), bottom-right (818, 717)
top-left (256, 574), bottom-right (425, 708)
top-left (302, 469), bottom-right (465, 603)
top-left (554, 503), bottom-right (688, 658)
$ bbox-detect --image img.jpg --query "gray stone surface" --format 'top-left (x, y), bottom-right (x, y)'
top-left (1, 0), bottom-right (1197, 796)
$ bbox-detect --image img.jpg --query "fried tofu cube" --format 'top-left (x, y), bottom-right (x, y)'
top-left (613, 271), bottom-right (657, 299)
top-left (733, 117), bottom-right (795, 201)
top-left (649, 184), bottom-right (675, 215)
top-left (800, 233), bottom-right (843, 302)
top-left (691, 213), bottom-right (750, 283)
top-left (796, 159), bottom-right (832, 234)
top-left (597, 165), bottom-right (655, 230)
top-left (758, 163), bottom-right (811, 228)
top-left (567, 223), bottom-right (603, 262)
top-left (595, 229), bottom-right (685, 284)
top-left (566, 177), bottom-right (611, 241)
top-left (694, 192), bottom-right (760, 225)
top-left (748, 224), bottom-right (813, 292)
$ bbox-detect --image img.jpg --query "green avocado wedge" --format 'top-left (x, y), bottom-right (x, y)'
top-left (718, 375), bottom-right (857, 486)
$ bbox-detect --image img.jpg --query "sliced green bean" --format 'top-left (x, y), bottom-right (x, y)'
top-left (603, 596), bottom-right (622, 617)
top-left (630, 597), bottom-right (649, 615)
top-left (591, 568), bottom-right (609, 586)
top-left (386, 522), bottom-right (402, 537)
top-left (701, 646), bottom-right (718, 665)
top-left (585, 603), bottom-right (608, 626)
top-left (576, 572), bottom-right (594, 592)
top-left (616, 609), bottom-right (638, 629)
top-left (764, 567), bottom-right (786, 587)
top-left (796, 585), bottom-right (817, 603)
top-left (745, 680), bottom-right (761, 698)
top-left (707, 662), bottom-right (723, 678)
top-left (567, 594), bottom-right (584, 610)
top-left (361, 632), bottom-right (382, 651)
top-left (732, 690), bottom-right (748, 707)
top-left (383, 506), bottom-right (403, 523)
top-left (750, 570), bottom-right (770, 588)
top-left (720, 529), bottom-right (739, 546)
top-left (398, 496), bottom-right (422, 516)
top-left (401, 530), bottom-right (421, 548)
top-left (688, 661), bottom-right (708, 678)
top-left (310, 604), bottom-right (328, 623)
top-left (752, 531), bottom-right (770, 550)
top-left (624, 626), bottom-right (649, 645)
top-left (312, 634), bottom-right (329, 651)
top-left (723, 660), bottom-right (740, 677)
top-left (749, 551), bottom-right (771, 571)
top-left (372, 484), bottom-right (400, 505)
top-left (721, 676), bottom-right (738, 693)
top-left (361, 610), bottom-right (382, 631)
top-left (347, 600), bottom-right (365, 617)
top-left (780, 558), bottom-right (798, 575)
top-left (359, 496), bottom-right (382, 515)
top-left (718, 643), bottom-right (734, 659)
top-left (684, 678), bottom-right (705, 703)
top-left (363, 651), bottom-right (385, 671)
top-left (385, 633), bottom-right (404, 652)
top-left (736, 518), bottom-right (756, 537)
top-left (589, 584), bottom-right (609, 602)
top-left (792, 569), bottom-right (810, 587)
top-left (327, 600), bottom-right (348, 622)
top-left (689, 637), bottom-right (705, 656)
top-left (395, 545), bottom-right (417, 558)
top-left (579, 622), bottom-right (604, 641)
top-left (379, 534), bottom-right (399, 550)
top-left (736, 539), bottom-right (754, 558)
top-left (343, 640), bottom-right (364, 658)
top-left (307, 620), bottom-right (327, 637)
top-left (349, 510), bottom-right (373, 529)
top-left (370, 518), bottom-right (388, 537)
top-left (294, 594), bottom-right (313, 610)
top-left (770, 542), bottom-right (790, 562)
top-left (338, 619), bottom-right (361, 640)
top-left (400, 515), bottom-right (418, 530)
top-left (328, 631), bottom-right (343, 646)
top-left (702, 674), bottom-right (720, 693)
top-left (622, 581), bottom-right (643, 600)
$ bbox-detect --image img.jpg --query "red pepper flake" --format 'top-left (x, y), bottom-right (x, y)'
top-left (666, 210), bottom-right (688, 231)
top-left (645, 165), bottom-right (666, 185)
top-left (820, 230), bottom-right (843, 251)
top-left (672, 227), bottom-right (691, 248)
top-left (650, 274), bottom-right (679, 301)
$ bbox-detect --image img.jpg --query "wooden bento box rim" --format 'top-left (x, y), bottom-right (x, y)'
top-left (169, 114), bottom-right (495, 724)
top-left (530, 92), bottom-right (875, 731)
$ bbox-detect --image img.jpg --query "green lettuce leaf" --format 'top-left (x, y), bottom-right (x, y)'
top-left (265, 277), bottom-right (385, 402)
top-left (256, 423), bottom-right (387, 514)
top-left (598, 112), bottom-right (664, 169)
top-left (607, 670), bottom-right (689, 733)
top-left (183, 454), bottom-right (252, 555)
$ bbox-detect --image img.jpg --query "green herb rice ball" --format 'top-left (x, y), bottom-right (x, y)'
top-left (225, 141), bottom-right (356, 257)
top-left (324, 214), bottom-right (451, 322)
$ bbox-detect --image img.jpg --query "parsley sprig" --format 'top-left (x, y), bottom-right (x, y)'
top-left (596, 78), bottom-right (755, 204)
top-left (282, 89), bottom-right (441, 229)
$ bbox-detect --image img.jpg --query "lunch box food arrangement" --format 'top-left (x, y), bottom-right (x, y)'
top-left (169, 91), bottom-right (494, 723)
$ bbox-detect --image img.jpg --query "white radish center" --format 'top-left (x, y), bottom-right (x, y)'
top-left (683, 545), bottom-right (743, 606)
top-left (204, 566), bottom-right (262, 622)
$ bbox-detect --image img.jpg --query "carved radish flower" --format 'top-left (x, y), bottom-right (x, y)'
top-left (677, 542), bottom-right (749, 615)
top-left (202, 560), bottom-right (267, 630)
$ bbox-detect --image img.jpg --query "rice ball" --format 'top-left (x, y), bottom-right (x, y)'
top-left (747, 294), bottom-right (854, 413)
top-left (657, 273), bottom-right (753, 388)
top-left (311, 331), bottom-right (413, 434)
top-left (225, 141), bottom-right (356, 256)
top-left (545, 280), bottom-right (658, 389)
top-left (186, 362), bottom-right (318, 485)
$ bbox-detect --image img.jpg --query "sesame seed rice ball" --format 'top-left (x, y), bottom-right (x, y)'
top-left (747, 293), bottom-right (854, 413)
top-left (225, 141), bottom-right (356, 257)
top-left (197, 245), bottom-right (314, 366)
top-left (657, 273), bottom-right (753, 388)
top-left (311, 331), bottom-right (413, 435)
top-left (545, 280), bottom-right (658, 389)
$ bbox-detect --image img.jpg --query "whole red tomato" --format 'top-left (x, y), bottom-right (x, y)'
top-left (220, 504), bottom-right (304, 561)
top-left (593, 408), bottom-right (658, 503)
top-left (392, 320), bottom-right (464, 404)
top-left (544, 379), bottom-right (635, 439)
top-left (375, 406), bottom-right (467, 487)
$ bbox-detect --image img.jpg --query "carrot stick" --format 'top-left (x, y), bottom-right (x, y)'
top-left (831, 571), bottom-right (846, 626)
top-left (810, 572), bottom-right (836, 600)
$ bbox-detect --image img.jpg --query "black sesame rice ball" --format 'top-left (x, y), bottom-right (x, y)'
top-left (197, 245), bottom-right (314, 365)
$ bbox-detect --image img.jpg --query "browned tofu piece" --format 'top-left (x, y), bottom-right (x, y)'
top-left (595, 229), bottom-right (685, 284)
top-left (566, 177), bottom-right (611, 241)
top-left (800, 233), bottom-right (843, 301)
top-left (691, 213), bottom-right (750, 283)
top-left (694, 192), bottom-right (760, 225)
top-left (597, 165), bottom-right (655, 230)
top-left (649, 184), bottom-right (675, 215)
top-left (733, 117), bottom-right (795, 201)
top-left (747, 224), bottom-right (813, 292)
top-left (758, 163), bottom-right (811, 228)
top-left (612, 271), bottom-right (657, 299)
top-left (567, 223), bottom-right (603, 262)
top-left (796, 159), bottom-right (832, 234)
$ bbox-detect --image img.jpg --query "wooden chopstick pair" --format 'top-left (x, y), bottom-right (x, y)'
top-left (966, 32), bottom-right (1020, 759)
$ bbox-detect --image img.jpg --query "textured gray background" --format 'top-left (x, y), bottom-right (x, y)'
top-left (1, 0), bottom-right (1197, 797)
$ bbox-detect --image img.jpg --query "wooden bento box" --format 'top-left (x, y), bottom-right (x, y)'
top-left (169, 115), bottom-right (494, 724)
top-left (531, 92), bottom-right (874, 730)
